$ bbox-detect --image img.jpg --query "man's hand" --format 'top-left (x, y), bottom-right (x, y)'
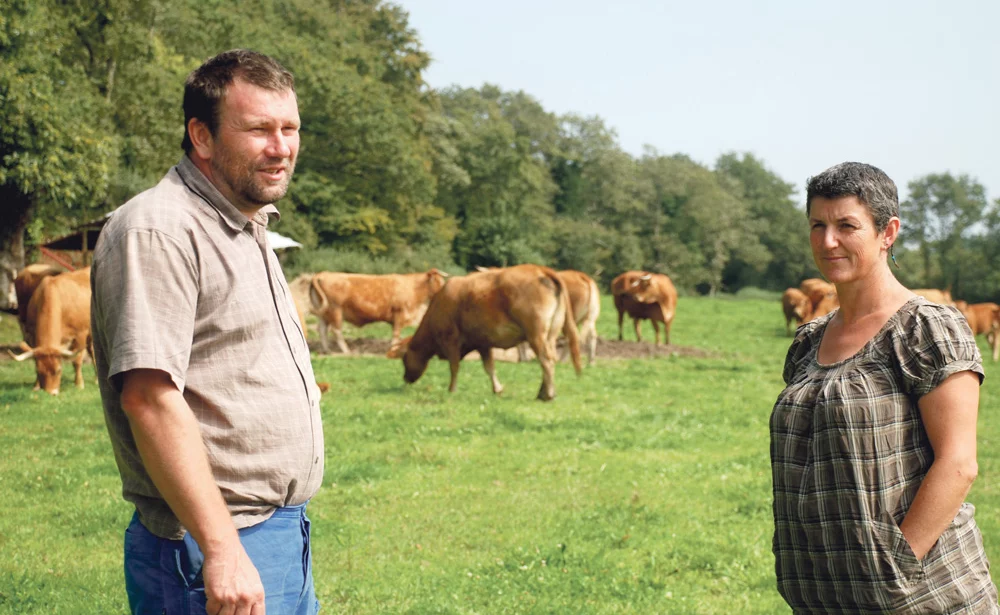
top-left (203, 540), bottom-right (266, 615)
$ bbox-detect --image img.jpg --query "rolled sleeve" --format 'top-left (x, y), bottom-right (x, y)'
top-left (898, 305), bottom-right (985, 399)
top-left (93, 228), bottom-right (198, 392)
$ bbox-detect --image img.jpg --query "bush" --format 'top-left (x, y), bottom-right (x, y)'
top-left (282, 245), bottom-right (463, 278)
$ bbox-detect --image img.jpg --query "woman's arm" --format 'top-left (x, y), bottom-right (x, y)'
top-left (899, 370), bottom-right (981, 559)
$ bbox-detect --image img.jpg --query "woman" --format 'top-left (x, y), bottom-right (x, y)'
top-left (770, 162), bottom-right (998, 613)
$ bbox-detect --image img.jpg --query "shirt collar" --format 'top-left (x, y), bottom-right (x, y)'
top-left (175, 155), bottom-right (281, 231)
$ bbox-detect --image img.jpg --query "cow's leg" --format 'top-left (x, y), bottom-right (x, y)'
top-left (390, 317), bottom-right (403, 349)
top-left (651, 320), bottom-right (661, 346)
top-left (73, 350), bottom-right (85, 389)
top-left (328, 309), bottom-right (350, 354)
top-left (664, 319), bottom-right (673, 346)
top-left (317, 318), bottom-right (330, 353)
top-left (480, 348), bottom-right (503, 395)
top-left (527, 334), bottom-right (556, 401)
top-left (617, 309), bottom-right (625, 341)
top-left (447, 354), bottom-right (462, 393)
top-left (993, 332), bottom-right (999, 362)
top-left (633, 318), bottom-right (642, 342)
top-left (586, 327), bottom-right (597, 366)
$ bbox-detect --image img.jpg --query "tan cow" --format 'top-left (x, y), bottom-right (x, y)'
top-left (798, 278), bottom-right (839, 320)
top-left (781, 288), bottom-right (813, 335)
top-left (555, 270), bottom-right (600, 365)
top-left (958, 302), bottom-right (1000, 362)
top-left (13, 263), bottom-right (63, 345)
top-left (393, 264), bottom-right (581, 400)
top-left (611, 271), bottom-right (678, 345)
top-left (9, 268), bottom-right (93, 395)
top-left (309, 269), bottom-right (448, 354)
top-left (911, 288), bottom-right (955, 306)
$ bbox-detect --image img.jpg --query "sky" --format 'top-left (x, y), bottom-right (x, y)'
top-left (395, 0), bottom-right (999, 203)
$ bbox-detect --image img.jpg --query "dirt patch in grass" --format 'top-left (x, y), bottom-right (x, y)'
top-left (309, 337), bottom-right (715, 360)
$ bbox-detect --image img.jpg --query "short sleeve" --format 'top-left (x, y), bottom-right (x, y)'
top-left (896, 305), bottom-right (984, 399)
top-left (92, 228), bottom-right (198, 393)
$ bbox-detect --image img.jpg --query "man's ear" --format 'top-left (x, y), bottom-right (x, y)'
top-left (187, 118), bottom-right (214, 161)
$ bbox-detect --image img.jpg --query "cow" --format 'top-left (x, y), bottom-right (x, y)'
top-left (798, 278), bottom-right (839, 320)
top-left (958, 302), bottom-right (1000, 362)
top-left (13, 263), bottom-right (63, 345)
top-left (495, 268), bottom-right (599, 365)
top-left (9, 268), bottom-right (93, 395)
top-left (393, 264), bottom-right (582, 400)
top-left (781, 288), bottom-right (812, 336)
top-left (611, 271), bottom-right (678, 345)
top-left (555, 270), bottom-right (600, 365)
top-left (309, 269), bottom-right (448, 354)
top-left (911, 288), bottom-right (955, 306)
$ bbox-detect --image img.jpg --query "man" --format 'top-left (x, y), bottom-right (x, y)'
top-left (91, 50), bottom-right (323, 615)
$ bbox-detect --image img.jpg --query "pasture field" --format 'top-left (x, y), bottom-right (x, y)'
top-left (2, 296), bottom-right (1000, 614)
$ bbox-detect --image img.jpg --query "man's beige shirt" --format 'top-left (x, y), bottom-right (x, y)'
top-left (91, 156), bottom-right (324, 539)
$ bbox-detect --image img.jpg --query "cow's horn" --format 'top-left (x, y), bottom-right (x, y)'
top-left (9, 348), bottom-right (34, 362)
top-left (639, 274), bottom-right (652, 281)
top-left (60, 345), bottom-right (76, 358)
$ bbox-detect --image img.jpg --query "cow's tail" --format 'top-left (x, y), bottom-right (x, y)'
top-left (309, 275), bottom-right (329, 313)
top-left (552, 272), bottom-right (582, 375)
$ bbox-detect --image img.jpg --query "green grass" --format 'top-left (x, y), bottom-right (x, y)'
top-left (2, 296), bottom-right (999, 613)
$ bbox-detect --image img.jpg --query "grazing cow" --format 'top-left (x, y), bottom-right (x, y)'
top-left (911, 288), bottom-right (955, 306)
top-left (958, 302), bottom-right (1000, 362)
top-left (9, 268), bottom-right (92, 394)
top-left (309, 269), bottom-right (448, 353)
top-left (812, 291), bottom-right (840, 320)
top-left (611, 271), bottom-right (678, 345)
top-left (394, 264), bottom-right (582, 400)
top-left (781, 288), bottom-right (813, 336)
top-left (13, 264), bottom-right (63, 345)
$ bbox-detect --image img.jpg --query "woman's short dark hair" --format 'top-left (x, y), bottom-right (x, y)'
top-left (805, 162), bottom-right (899, 232)
top-left (181, 49), bottom-right (295, 152)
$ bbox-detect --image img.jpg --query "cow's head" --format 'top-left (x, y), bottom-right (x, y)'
top-left (9, 342), bottom-right (74, 395)
top-left (392, 336), bottom-right (430, 384)
top-left (426, 269), bottom-right (448, 294)
top-left (628, 274), bottom-right (656, 302)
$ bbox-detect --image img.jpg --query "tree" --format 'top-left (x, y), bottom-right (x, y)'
top-left (0, 0), bottom-right (117, 309)
top-left (715, 152), bottom-right (815, 290)
top-left (901, 173), bottom-right (987, 296)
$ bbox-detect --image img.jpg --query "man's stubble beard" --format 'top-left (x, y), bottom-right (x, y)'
top-left (211, 146), bottom-right (296, 209)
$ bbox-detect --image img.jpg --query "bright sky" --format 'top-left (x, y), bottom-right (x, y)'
top-left (396, 0), bottom-right (999, 204)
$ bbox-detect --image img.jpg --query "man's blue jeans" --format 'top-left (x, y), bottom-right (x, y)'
top-left (123, 503), bottom-right (319, 614)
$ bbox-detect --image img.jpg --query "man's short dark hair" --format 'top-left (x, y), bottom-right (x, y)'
top-left (181, 49), bottom-right (295, 152)
top-left (805, 162), bottom-right (899, 232)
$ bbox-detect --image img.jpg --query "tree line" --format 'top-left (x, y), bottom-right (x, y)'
top-left (2, 0), bottom-right (998, 305)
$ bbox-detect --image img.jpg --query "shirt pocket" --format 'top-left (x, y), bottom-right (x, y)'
top-left (870, 511), bottom-right (924, 589)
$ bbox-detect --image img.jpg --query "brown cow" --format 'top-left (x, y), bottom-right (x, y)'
top-left (9, 268), bottom-right (93, 395)
top-left (958, 302), bottom-right (1000, 362)
top-left (309, 269), bottom-right (448, 354)
top-left (394, 264), bottom-right (581, 400)
top-left (13, 263), bottom-right (63, 345)
top-left (911, 288), bottom-right (955, 306)
top-left (505, 269), bottom-right (600, 365)
top-left (798, 278), bottom-right (839, 321)
top-left (781, 288), bottom-right (813, 336)
top-left (611, 271), bottom-right (678, 345)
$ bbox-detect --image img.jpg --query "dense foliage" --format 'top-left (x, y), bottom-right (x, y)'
top-left (2, 0), bottom-right (999, 302)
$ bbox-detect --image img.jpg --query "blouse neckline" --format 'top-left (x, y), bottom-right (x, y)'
top-left (812, 295), bottom-right (923, 369)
